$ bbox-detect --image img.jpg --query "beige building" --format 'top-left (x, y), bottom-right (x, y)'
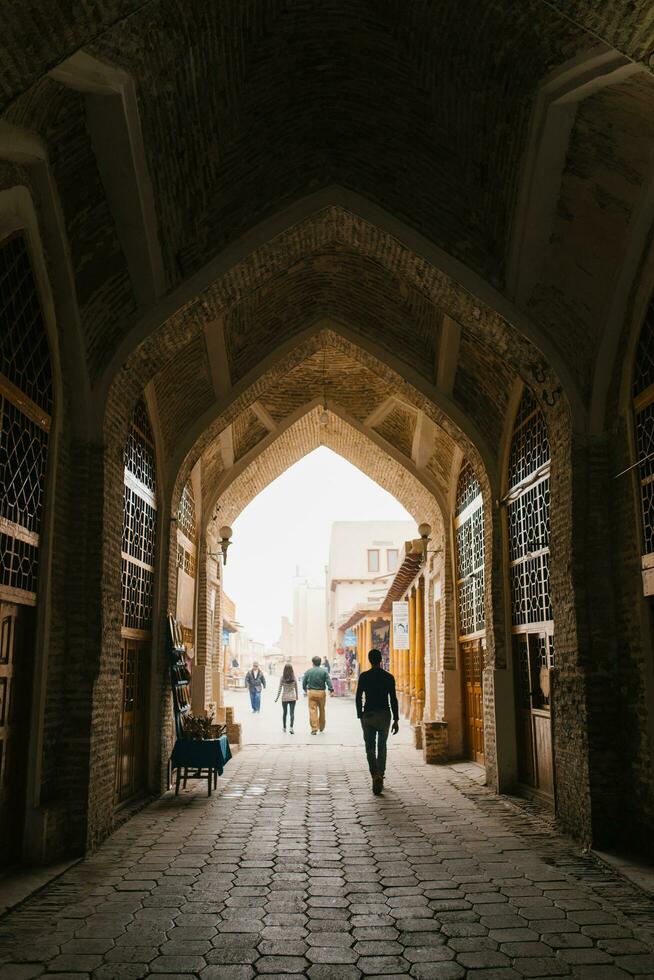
top-left (291, 574), bottom-right (327, 674)
top-left (327, 521), bottom-right (416, 669)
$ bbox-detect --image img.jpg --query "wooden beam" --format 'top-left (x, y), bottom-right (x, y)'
top-left (411, 412), bottom-right (438, 470)
top-left (251, 401), bottom-right (277, 432)
top-left (218, 425), bottom-right (234, 470)
top-left (204, 318), bottom-right (232, 398)
top-left (437, 315), bottom-right (462, 396)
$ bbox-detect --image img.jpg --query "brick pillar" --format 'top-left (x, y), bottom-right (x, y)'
top-left (422, 721), bottom-right (449, 763)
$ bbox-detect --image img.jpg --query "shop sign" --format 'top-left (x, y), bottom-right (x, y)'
top-left (343, 629), bottom-right (356, 648)
top-left (392, 600), bottom-right (410, 649)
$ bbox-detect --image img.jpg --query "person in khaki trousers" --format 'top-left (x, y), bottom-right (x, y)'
top-left (302, 656), bottom-right (334, 733)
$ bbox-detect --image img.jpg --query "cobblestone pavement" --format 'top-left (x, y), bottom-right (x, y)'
top-left (1, 742), bottom-right (654, 980)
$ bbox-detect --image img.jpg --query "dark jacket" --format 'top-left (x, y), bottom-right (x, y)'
top-left (356, 667), bottom-right (399, 721)
top-left (245, 668), bottom-right (266, 692)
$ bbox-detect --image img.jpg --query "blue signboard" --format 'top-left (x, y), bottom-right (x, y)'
top-left (343, 629), bottom-right (356, 648)
top-left (222, 628), bottom-right (231, 646)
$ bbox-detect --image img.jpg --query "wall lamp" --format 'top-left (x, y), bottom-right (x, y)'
top-left (208, 525), bottom-right (233, 565)
top-left (418, 523), bottom-right (432, 564)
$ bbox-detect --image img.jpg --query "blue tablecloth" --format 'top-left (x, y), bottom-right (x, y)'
top-left (170, 735), bottom-right (231, 775)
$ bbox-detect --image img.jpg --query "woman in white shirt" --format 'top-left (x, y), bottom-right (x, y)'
top-left (275, 663), bottom-right (299, 734)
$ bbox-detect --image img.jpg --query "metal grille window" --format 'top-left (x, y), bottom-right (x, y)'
top-left (455, 461), bottom-right (485, 636)
top-left (633, 305), bottom-right (654, 556)
top-left (177, 482), bottom-right (196, 541)
top-left (0, 233), bottom-right (52, 602)
top-left (508, 390), bottom-right (552, 630)
top-left (122, 399), bottom-right (157, 632)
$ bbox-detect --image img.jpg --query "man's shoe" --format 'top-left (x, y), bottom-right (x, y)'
top-left (290, 728), bottom-right (294, 734)
top-left (372, 774), bottom-right (383, 795)
top-left (311, 730), bottom-right (317, 735)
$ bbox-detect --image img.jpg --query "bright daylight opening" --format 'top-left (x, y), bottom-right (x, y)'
top-left (221, 447), bottom-right (417, 745)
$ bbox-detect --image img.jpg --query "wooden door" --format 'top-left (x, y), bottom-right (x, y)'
top-left (514, 632), bottom-right (554, 799)
top-left (0, 603), bottom-right (35, 865)
top-left (115, 638), bottom-right (149, 805)
top-left (462, 639), bottom-right (484, 764)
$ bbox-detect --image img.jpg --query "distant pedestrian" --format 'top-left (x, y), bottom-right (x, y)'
top-left (356, 648), bottom-right (399, 795)
top-left (275, 662), bottom-right (299, 734)
top-left (323, 656), bottom-right (331, 673)
top-left (302, 656), bottom-right (334, 734)
top-left (245, 661), bottom-right (266, 712)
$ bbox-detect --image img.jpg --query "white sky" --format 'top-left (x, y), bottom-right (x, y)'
top-left (222, 447), bottom-right (414, 645)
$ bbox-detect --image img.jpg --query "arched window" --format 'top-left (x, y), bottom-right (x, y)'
top-left (1, 233), bottom-right (53, 599)
top-left (176, 480), bottom-right (197, 579)
top-left (455, 460), bottom-right (484, 637)
top-left (177, 481), bottom-right (197, 542)
top-left (632, 304), bottom-right (654, 565)
top-left (454, 460), bottom-right (485, 763)
top-left (508, 387), bottom-right (554, 798)
top-left (0, 232), bottom-right (53, 863)
top-left (117, 397), bottom-right (156, 803)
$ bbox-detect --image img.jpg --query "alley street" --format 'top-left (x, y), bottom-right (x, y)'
top-left (1, 724), bottom-right (653, 980)
top-left (223, 686), bottom-right (414, 747)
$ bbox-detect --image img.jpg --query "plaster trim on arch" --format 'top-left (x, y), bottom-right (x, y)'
top-left (96, 186), bottom-right (585, 429)
top-left (50, 51), bottom-right (166, 309)
top-left (507, 45), bottom-right (640, 313)
top-left (166, 319), bottom-right (499, 504)
top-left (201, 398), bottom-right (449, 534)
top-left (0, 122), bottom-right (90, 433)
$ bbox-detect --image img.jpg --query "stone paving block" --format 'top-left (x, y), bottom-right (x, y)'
top-left (204, 947), bottom-right (259, 965)
top-left (403, 946), bottom-right (456, 963)
top-left (42, 954), bottom-right (102, 972)
top-left (257, 941), bottom-right (308, 956)
top-left (568, 968), bottom-right (633, 979)
top-left (94, 966), bottom-right (149, 980)
top-left (306, 946), bottom-right (359, 964)
top-left (511, 955), bottom-right (571, 976)
top-left (200, 968), bottom-right (255, 980)
top-left (149, 953), bottom-right (208, 972)
top-left (255, 955), bottom-right (309, 973)
top-left (409, 963), bottom-right (465, 978)
top-left (307, 966), bottom-right (361, 980)
top-left (614, 952), bottom-right (654, 973)
top-left (104, 948), bottom-right (159, 963)
top-left (357, 955), bottom-right (411, 975)
top-left (0, 967), bottom-right (44, 980)
top-left (353, 927), bottom-right (399, 941)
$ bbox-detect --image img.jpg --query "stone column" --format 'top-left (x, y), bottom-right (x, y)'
top-left (192, 537), bottom-right (213, 715)
top-left (389, 617), bottom-right (396, 677)
top-left (415, 577), bottom-right (426, 726)
top-left (408, 588), bottom-right (417, 720)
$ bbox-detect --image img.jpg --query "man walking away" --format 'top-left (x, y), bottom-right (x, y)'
top-left (356, 648), bottom-right (399, 795)
top-left (302, 655), bottom-right (333, 734)
top-left (245, 661), bottom-right (266, 712)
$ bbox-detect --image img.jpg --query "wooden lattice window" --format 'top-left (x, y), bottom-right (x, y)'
top-left (508, 389), bottom-right (554, 709)
top-left (122, 398), bottom-right (157, 632)
top-left (176, 542), bottom-right (197, 578)
top-left (633, 303), bottom-right (654, 557)
top-left (177, 482), bottom-right (196, 541)
top-left (0, 233), bottom-right (52, 601)
top-left (454, 460), bottom-right (485, 637)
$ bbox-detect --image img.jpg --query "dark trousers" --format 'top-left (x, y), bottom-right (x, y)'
top-left (361, 709), bottom-right (391, 776)
top-left (282, 701), bottom-right (296, 727)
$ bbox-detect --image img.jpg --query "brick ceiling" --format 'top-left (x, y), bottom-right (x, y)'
top-left (3, 0), bottom-right (654, 514)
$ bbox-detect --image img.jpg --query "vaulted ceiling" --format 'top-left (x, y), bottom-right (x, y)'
top-left (2, 0), bottom-right (654, 505)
